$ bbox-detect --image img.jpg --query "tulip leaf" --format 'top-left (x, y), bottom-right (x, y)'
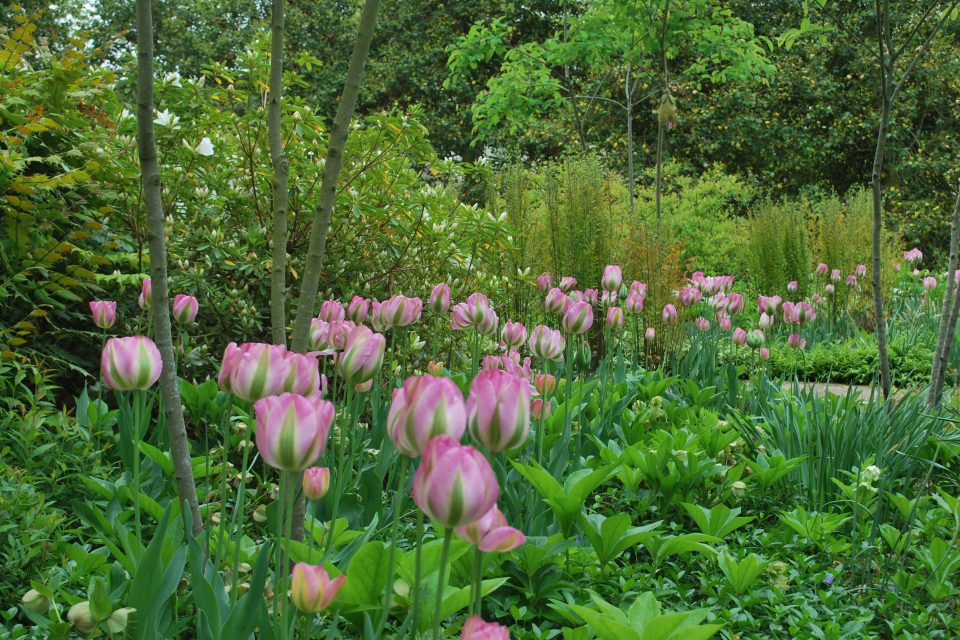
top-left (416, 577), bottom-right (507, 631)
top-left (337, 541), bottom-right (391, 611)
top-left (219, 544), bottom-right (271, 640)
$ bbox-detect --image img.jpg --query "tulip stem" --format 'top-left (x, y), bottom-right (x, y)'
top-left (411, 509), bottom-right (424, 635)
top-left (432, 528), bottom-right (453, 640)
top-left (132, 389), bottom-right (143, 548)
top-left (377, 455), bottom-right (409, 633)
top-left (282, 471), bottom-right (296, 640)
top-left (274, 471), bottom-right (286, 638)
top-left (216, 397), bottom-right (234, 571)
top-left (469, 546), bottom-right (483, 616)
top-left (229, 416), bottom-right (252, 603)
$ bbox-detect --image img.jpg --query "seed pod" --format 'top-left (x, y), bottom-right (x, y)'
top-left (658, 93), bottom-right (677, 130)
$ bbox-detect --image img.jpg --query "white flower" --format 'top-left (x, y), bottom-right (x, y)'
top-left (154, 109), bottom-right (179, 127)
top-left (194, 137), bottom-right (214, 156)
top-left (164, 71), bottom-right (182, 87)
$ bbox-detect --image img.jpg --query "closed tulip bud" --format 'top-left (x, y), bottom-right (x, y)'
top-left (218, 342), bottom-right (288, 401)
top-left (678, 287), bottom-right (701, 307)
top-left (605, 306), bottom-right (625, 331)
top-left (500, 321), bottom-right (527, 350)
top-left (318, 299), bottom-right (345, 323)
top-left (855, 264), bottom-right (867, 278)
top-left (725, 293), bottom-right (744, 315)
top-left (327, 319), bottom-right (355, 350)
top-left (625, 292), bottom-right (644, 313)
top-left (661, 304), bottom-right (678, 323)
top-left (787, 333), bottom-right (804, 349)
top-left (574, 343), bottom-right (592, 368)
top-left (719, 316), bottom-right (732, 331)
top-left (758, 312), bottom-right (774, 330)
top-left (455, 505), bottom-right (525, 552)
top-left (760, 295), bottom-right (782, 315)
top-left (21, 589), bottom-right (50, 614)
top-left (694, 316), bottom-right (710, 332)
top-left (531, 398), bottom-right (550, 419)
top-left (544, 287), bottom-right (569, 314)
top-left (280, 351), bottom-right (322, 396)
top-left (536, 273), bottom-right (552, 292)
top-left (746, 329), bottom-right (765, 350)
top-left (303, 466), bottom-right (331, 500)
top-left (339, 325), bottom-right (386, 386)
top-left (355, 379), bottom-right (373, 393)
top-left (89, 300), bottom-right (117, 329)
top-left (645, 327), bottom-right (656, 342)
top-left (138, 279), bottom-right (152, 310)
top-left (787, 280), bottom-right (798, 293)
top-left (346, 295), bottom-right (370, 323)
top-left (475, 309), bottom-right (499, 337)
top-left (630, 281), bottom-right (647, 296)
top-left (601, 264), bottom-right (623, 292)
top-left (427, 360), bottom-right (445, 376)
top-left (101, 336), bottom-right (162, 391)
top-left (797, 301), bottom-right (816, 323)
top-left (759, 347), bottom-right (771, 361)
top-left (600, 290), bottom-right (616, 306)
top-left (732, 327), bottom-right (748, 346)
top-left (253, 393), bottom-right (335, 471)
top-left (309, 319), bottom-right (333, 351)
top-left (451, 293), bottom-right (495, 333)
top-left (528, 325), bottom-right (565, 361)
top-left (846, 274), bottom-right (857, 288)
top-left (825, 283), bottom-right (835, 294)
top-left (412, 436), bottom-right (499, 527)
top-left (429, 283), bottom-right (451, 313)
top-left (562, 300), bottom-right (593, 334)
top-left (582, 288), bottom-right (599, 305)
top-left (829, 268), bottom-right (841, 282)
top-left (558, 276), bottom-right (577, 293)
top-left (923, 276), bottom-right (937, 291)
top-left (381, 294), bottom-right (422, 328)
top-left (388, 375), bottom-right (467, 457)
top-left (172, 294), bottom-right (199, 324)
top-left (291, 563), bottom-right (346, 613)
top-left (534, 373), bottom-right (557, 396)
top-left (462, 615), bottom-right (510, 640)
top-left (913, 268), bottom-right (921, 276)
top-left (68, 602), bottom-right (97, 635)
top-left (815, 262), bottom-right (828, 276)
top-left (467, 369), bottom-right (530, 451)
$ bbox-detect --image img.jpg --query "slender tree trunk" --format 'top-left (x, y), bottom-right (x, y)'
top-left (625, 65), bottom-right (635, 216)
top-left (562, 0), bottom-right (588, 150)
top-left (928, 185), bottom-right (960, 406)
top-left (870, 95), bottom-right (893, 399)
top-left (268, 0), bottom-right (290, 345)
top-left (654, 120), bottom-right (663, 228)
top-left (288, 0), bottom-right (381, 541)
top-left (135, 0), bottom-right (202, 536)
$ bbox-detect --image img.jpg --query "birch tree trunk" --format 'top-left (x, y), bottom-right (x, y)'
top-left (268, 0), bottom-right (290, 345)
top-left (869, 94), bottom-right (893, 400)
top-left (135, 0), bottom-right (202, 536)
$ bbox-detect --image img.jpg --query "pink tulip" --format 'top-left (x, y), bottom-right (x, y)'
top-left (787, 280), bottom-right (798, 293)
top-left (758, 312), bottom-right (774, 330)
top-left (101, 336), bottom-right (162, 390)
top-left (339, 325), bottom-right (386, 386)
top-left (427, 360), bottom-right (445, 376)
top-left (913, 269), bottom-right (921, 277)
top-left (725, 293), bottom-right (744, 315)
top-left (923, 276), bottom-right (937, 291)
top-left (531, 398), bottom-right (551, 420)
top-left (290, 563), bottom-right (345, 614)
top-left (787, 333), bottom-right (807, 350)
top-left (606, 306), bottom-right (625, 331)
top-left (904, 248), bottom-right (923, 263)
top-left (644, 327), bottom-right (656, 342)
top-left (528, 325), bottom-right (565, 361)
top-left (758, 295), bottom-right (782, 315)
top-left (302, 467), bottom-right (331, 500)
top-left (355, 379), bottom-right (373, 393)
top-left (483, 351), bottom-right (532, 378)
top-left (388, 375), bottom-right (467, 457)
top-left (562, 300), bottom-right (594, 334)
top-left (467, 369), bottom-right (530, 452)
top-left (690, 271), bottom-right (706, 289)
top-left (138, 279), bottom-right (152, 310)
top-left (309, 319), bottom-right (333, 352)
top-left (601, 265), bottom-right (623, 292)
top-left (172, 294), bottom-right (199, 324)
top-left (218, 342), bottom-right (289, 402)
top-left (451, 293), bottom-right (495, 332)
top-left (625, 292), bottom-right (644, 314)
top-left (846, 274), bottom-right (857, 288)
top-left (719, 316), bottom-right (732, 332)
top-left (830, 268), bottom-right (841, 282)
top-left (825, 284), bottom-right (835, 294)
top-left (661, 304), bottom-right (678, 323)
top-left (89, 300), bottom-right (117, 329)
top-left (475, 308), bottom-right (500, 337)
top-left (536, 273), bottom-right (552, 293)
top-left (732, 327), bottom-right (748, 346)
top-left (558, 276), bottom-right (577, 293)
top-left (534, 373), bottom-right (557, 396)
top-left (629, 280), bottom-right (645, 295)
top-left (429, 284), bottom-right (451, 314)
top-left (811, 293), bottom-right (825, 305)
top-left (815, 263), bottom-right (828, 276)
top-left (327, 319), bottom-right (356, 351)
top-left (318, 299), bottom-right (345, 323)
top-left (412, 436), bottom-right (499, 528)
top-left (456, 505), bottom-right (525, 553)
top-left (544, 287), bottom-right (569, 314)
top-left (346, 296), bottom-right (370, 323)
top-left (280, 351), bottom-right (322, 396)
top-left (678, 287), bottom-right (701, 307)
top-left (500, 321), bottom-right (527, 350)
top-left (759, 347), bottom-right (770, 361)
top-left (462, 615), bottom-right (510, 640)
top-left (253, 393), bottom-right (334, 471)
top-left (855, 264), bottom-right (867, 278)
top-left (694, 316), bottom-right (710, 332)
top-left (374, 295), bottom-right (422, 330)
top-left (797, 301), bottom-right (816, 323)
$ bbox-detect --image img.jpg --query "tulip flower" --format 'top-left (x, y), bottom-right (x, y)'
top-left (280, 351), bottom-right (322, 396)
top-left (787, 280), bottom-right (798, 293)
top-left (725, 293), bottom-right (744, 315)
top-left (427, 360), bottom-right (445, 376)
top-left (825, 284), bottom-right (835, 294)
top-left (787, 333), bottom-right (807, 350)
top-left (253, 393), bottom-right (335, 471)
top-left (904, 248), bottom-right (923, 263)
top-left (846, 274), bottom-right (857, 288)
top-left (830, 268), bottom-right (841, 282)
top-left (855, 264), bottom-right (867, 278)
top-left (534, 373), bottom-right (557, 396)
top-left (562, 300), bottom-right (594, 334)
top-left (382, 294), bottom-right (423, 328)
top-left (451, 293), bottom-right (495, 332)
top-left (759, 347), bottom-right (771, 360)
top-left (339, 325), bottom-right (386, 386)
top-left (318, 299), bottom-right (345, 323)
top-left (731, 327), bottom-right (748, 346)
top-left (536, 273), bottom-right (552, 292)
top-left (601, 264), bottom-right (623, 292)
top-left (90, 300), bottom-right (117, 329)
top-left (138, 279), bottom-right (152, 310)
top-left (597, 290), bottom-right (613, 306)
top-left (758, 312), bottom-right (774, 330)
top-left (412, 436), bottom-right (499, 527)
top-left (645, 327), bottom-right (656, 341)
top-left (303, 467), bottom-right (331, 500)
top-left (101, 336), bottom-right (163, 391)
top-left (923, 276), bottom-right (937, 291)
top-left (661, 304), bottom-right (678, 323)
top-left (606, 306), bottom-right (625, 331)
top-left (678, 287), bottom-right (701, 307)
top-left (467, 369), bottom-right (530, 452)
top-left (758, 295), bottom-right (782, 315)
top-left (625, 292), bottom-right (644, 314)
top-left (797, 301), bottom-right (816, 323)
top-left (544, 287), bottom-right (569, 314)
top-left (694, 316), bottom-right (710, 332)
top-left (346, 295), bottom-right (370, 323)
top-left (815, 262), bottom-right (828, 275)
top-left (290, 563), bottom-right (346, 613)
top-left (172, 294), bottom-right (199, 324)
top-left (500, 321), bottom-right (527, 350)
top-left (528, 325), bottom-right (565, 361)
top-left (388, 375), bottom-right (467, 457)
top-left (558, 276), bottom-right (577, 292)
top-left (456, 505), bottom-right (525, 553)
top-left (218, 342), bottom-right (289, 402)
top-left (719, 316), bottom-right (732, 331)
top-left (309, 319), bottom-right (332, 352)
top-left (462, 615), bottom-right (510, 640)
top-left (429, 283), bottom-right (451, 314)
top-left (746, 329), bottom-right (765, 350)
top-left (531, 398), bottom-right (550, 419)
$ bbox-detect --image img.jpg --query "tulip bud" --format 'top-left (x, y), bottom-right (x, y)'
top-left (815, 263), bottom-right (828, 276)
top-left (527, 325), bottom-right (565, 361)
top-left (605, 306), bottom-right (625, 331)
top-left (725, 293), bottom-right (744, 315)
top-left (759, 347), bottom-right (771, 361)
top-left (309, 319), bottom-right (333, 352)
top-left (89, 300), bottom-right (117, 329)
top-left (558, 276), bottom-right (577, 293)
top-left (661, 304), bottom-right (678, 323)
top-left (531, 398), bottom-right (551, 420)
top-left (830, 268), bottom-right (841, 282)
top-left (573, 343), bottom-right (592, 368)
top-left (429, 283), bottom-right (451, 314)
top-left (694, 316), bottom-right (710, 332)
top-left (291, 563), bottom-right (346, 613)
top-left (427, 360), bottom-right (445, 376)
top-left (412, 436), bottom-right (499, 527)
top-left (68, 601), bottom-right (97, 635)
top-left (303, 466), bottom-right (331, 500)
top-left (339, 325), bottom-right (386, 386)
top-left (719, 316), bottom-right (732, 331)
top-left (467, 369), bottom-right (530, 452)
top-left (787, 280), bottom-right (798, 293)
top-left (137, 279), bottom-right (152, 310)
top-left (101, 336), bottom-right (163, 391)
top-left (172, 294), bottom-right (199, 324)
top-left (218, 342), bottom-right (289, 402)
top-left (601, 264), bottom-right (622, 292)
top-left (544, 287), bottom-right (569, 314)
top-left (846, 274), bottom-right (857, 288)
top-left (280, 351), bottom-right (322, 396)
top-left (732, 327), bottom-right (748, 346)
top-left (625, 292), bottom-right (644, 314)
top-left (462, 615), bottom-right (511, 640)
top-left (923, 276), bottom-right (937, 291)
top-left (562, 301), bottom-right (593, 334)
top-left (500, 321), bottom-right (527, 350)
top-left (534, 373), bottom-right (556, 396)
top-left (758, 312), bottom-right (774, 330)
top-left (318, 299), bottom-right (345, 323)
top-left (599, 290), bottom-right (616, 306)
top-left (855, 264), bottom-right (867, 278)
top-left (455, 505), bottom-right (525, 553)
top-left (388, 375), bottom-right (467, 457)
top-left (746, 329), bottom-right (765, 350)
top-left (536, 273), bottom-right (552, 292)
top-left (678, 287), bottom-right (701, 307)
top-left (825, 284), bottom-right (835, 294)
top-left (644, 327), bottom-right (656, 342)
top-left (346, 295), bottom-right (370, 323)
top-left (253, 393), bottom-right (335, 471)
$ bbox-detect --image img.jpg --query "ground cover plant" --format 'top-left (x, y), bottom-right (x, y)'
top-left (3, 2), bottom-right (960, 640)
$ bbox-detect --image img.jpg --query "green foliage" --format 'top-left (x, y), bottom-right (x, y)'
top-left (746, 199), bottom-right (809, 297)
top-left (560, 591), bottom-right (721, 640)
